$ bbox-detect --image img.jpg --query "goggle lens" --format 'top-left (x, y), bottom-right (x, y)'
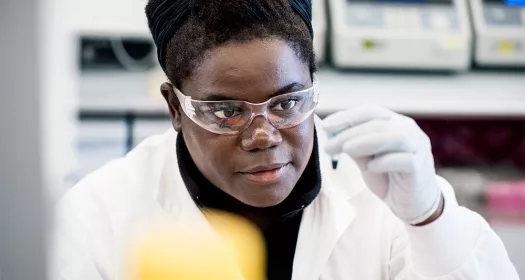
top-left (176, 83), bottom-right (319, 135)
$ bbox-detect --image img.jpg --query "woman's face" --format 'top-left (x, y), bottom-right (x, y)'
top-left (161, 39), bottom-right (314, 207)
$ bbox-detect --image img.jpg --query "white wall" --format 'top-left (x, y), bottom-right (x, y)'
top-left (0, 0), bottom-right (47, 279)
top-left (0, 0), bottom-right (78, 278)
top-left (40, 0), bottom-right (79, 200)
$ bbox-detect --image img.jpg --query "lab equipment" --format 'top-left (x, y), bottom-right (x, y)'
top-left (133, 120), bottom-right (173, 147)
top-left (66, 121), bottom-right (127, 186)
top-left (313, 0), bottom-right (328, 63)
top-left (174, 83), bottom-right (319, 135)
top-left (74, 0), bottom-right (150, 36)
top-left (470, 0), bottom-right (525, 66)
top-left (487, 180), bottom-right (525, 214)
top-left (81, 37), bottom-right (156, 71)
top-left (328, 0), bottom-right (472, 71)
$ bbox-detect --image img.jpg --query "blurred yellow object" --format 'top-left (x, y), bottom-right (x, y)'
top-left (497, 41), bottom-right (514, 54)
top-left (128, 210), bottom-right (266, 280)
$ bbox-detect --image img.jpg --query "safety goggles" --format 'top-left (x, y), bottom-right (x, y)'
top-left (174, 80), bottom-right (319, 135)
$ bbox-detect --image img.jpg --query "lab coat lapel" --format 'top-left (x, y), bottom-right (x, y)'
top-left (292, 189), bottom-right (355, 280)
top-left (292, 125), bottom-right (357, 280)
top-left (155, 130), bottom-right (210, 227)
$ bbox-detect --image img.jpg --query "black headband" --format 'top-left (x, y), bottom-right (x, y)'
top-left (149, 0), bottom-right (314, 71)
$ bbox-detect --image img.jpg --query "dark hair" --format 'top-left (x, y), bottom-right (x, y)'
top-left (145, 0), bottom-right (316, 86)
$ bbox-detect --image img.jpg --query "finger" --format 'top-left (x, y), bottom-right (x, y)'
top-left (325, 120), bottom-right (390, 155)
top-left (322, 107), bottom-right (394, 135)
top-left (353, 156), bottom-right (372, 172)
top-left (367, 153), bottom-right (415, 173)
top-left (362, 171), bottom-right (389, 199)
top-left (341, 132), bottom-right (413, 158)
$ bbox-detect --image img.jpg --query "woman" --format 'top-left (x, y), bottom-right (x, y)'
top-left (53, 0), bottom-right (518, 279)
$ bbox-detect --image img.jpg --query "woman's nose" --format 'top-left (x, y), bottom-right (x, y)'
top-left (241, 116), bottom-right (283, 152)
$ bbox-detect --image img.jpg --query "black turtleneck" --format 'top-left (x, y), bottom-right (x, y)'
top-left (176, 131), bottom-right (322, 280)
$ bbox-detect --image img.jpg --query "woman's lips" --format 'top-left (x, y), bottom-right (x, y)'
top-left (239, 163), bottom-right (290, 184)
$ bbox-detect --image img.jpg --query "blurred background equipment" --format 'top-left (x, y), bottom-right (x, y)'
top-left (314, 0), bottom-right (328, 63)
top-left (73, 0), bottom-right (150, 37)
top-left (470, 0), bottom-right (525, 67)
top-left (81, 37), bottom-right (156, 72)
top-left (65, 121), bottom-right (127, 185)
top-left (487, 180), bottom-right (525, 217)
top-left (328, 0), bottom-right (472, 70)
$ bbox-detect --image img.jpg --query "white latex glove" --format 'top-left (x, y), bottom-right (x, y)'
top-left (323, 107), bottom-right (442, 225)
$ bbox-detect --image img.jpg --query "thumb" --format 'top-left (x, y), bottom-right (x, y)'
top-left (351, 156), bottom-right (390, 200)
top-left (362, 171), bottom-right (389, 200)
top-left (352, 157), bottom-right (371, 172)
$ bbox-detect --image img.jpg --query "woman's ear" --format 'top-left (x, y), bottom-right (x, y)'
top-left (160, 82), bottom-right (183, 132)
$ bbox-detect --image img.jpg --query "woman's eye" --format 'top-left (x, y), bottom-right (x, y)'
top-left (273, 100), bottom-right (297, 111)
top-left (213, 108), bottom-right (241, 119)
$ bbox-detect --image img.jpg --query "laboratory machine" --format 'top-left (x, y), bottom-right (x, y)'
top-left (313, 0), bottom-right (328, 63)
top-left (329, 0), bottom-right (473, 71)
top-left (470, 0), bottom-right (525, 67)
top-left (74, 0), bottom-right (150, 37)
top-left (81, 37), bottom-right (156, 71)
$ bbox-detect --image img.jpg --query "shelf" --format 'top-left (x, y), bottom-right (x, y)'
top-left (80, 97), bottom-right (169, 115)
top-left (79, 70), bottom-right (169, 115)
top-left (315, 69), bottom-right (525, 117)
top-left (79, 69), bottom-right (525, 117)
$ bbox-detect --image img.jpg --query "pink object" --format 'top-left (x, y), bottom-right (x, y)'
top-left (487, 181), bottom-right (525, 214)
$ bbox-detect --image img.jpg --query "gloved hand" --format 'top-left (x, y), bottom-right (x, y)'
top-left (323, 107), bottom-right (443, 225)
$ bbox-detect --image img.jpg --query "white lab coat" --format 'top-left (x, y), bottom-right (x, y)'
top-left (52, 119), bottom-right (519, 280)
